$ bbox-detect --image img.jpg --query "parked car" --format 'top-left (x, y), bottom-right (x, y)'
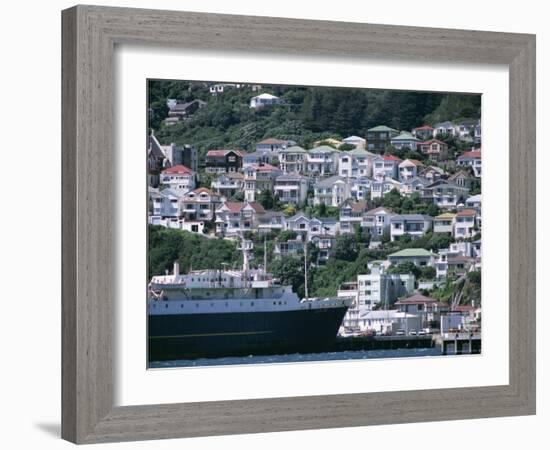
top-left (417, 330), bottom-right (427, 336)
top-left (395, 329), bottom-right (406, 336)
top-left (408, 330), bottom-right (417, 336)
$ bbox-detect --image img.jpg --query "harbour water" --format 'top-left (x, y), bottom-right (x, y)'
top-left (149, 347), bottom-right (445, 369)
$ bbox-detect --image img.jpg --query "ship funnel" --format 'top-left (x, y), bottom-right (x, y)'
top-left (173, 261), bottom-right (180, 276)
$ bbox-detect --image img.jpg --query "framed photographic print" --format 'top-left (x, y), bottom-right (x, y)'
top-left (62, 5), bottom-right (536, 444)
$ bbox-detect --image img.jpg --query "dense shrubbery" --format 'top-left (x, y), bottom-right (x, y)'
top-left (372, 189), bottom-right (441, 216)
top-left (148, 225), bottom-right (240, 278)
top-left (148, 81), bottom-right (481, 163)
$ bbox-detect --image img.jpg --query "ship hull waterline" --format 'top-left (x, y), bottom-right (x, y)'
top-left (148, 306), bottom-right (349, 362)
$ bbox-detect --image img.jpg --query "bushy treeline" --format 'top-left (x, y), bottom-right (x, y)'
top-left (148, 225), bottom-right (241, 278)
top-left (148, 81), bottom-right (481, 160)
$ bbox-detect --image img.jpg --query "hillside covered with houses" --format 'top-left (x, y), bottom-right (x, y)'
top-left (147, 81), bottom-right (482, 336)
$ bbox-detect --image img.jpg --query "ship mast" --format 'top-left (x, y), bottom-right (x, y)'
top-left (263, 237), bottom-right (267, 276)
top-left (304, 234), bottom-right (309, 300)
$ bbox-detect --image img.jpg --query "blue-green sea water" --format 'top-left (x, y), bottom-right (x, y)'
top-left (149, 347), bottom-right (446, 369)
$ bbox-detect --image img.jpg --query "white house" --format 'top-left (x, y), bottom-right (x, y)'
top-left (339, 148), bottom-right (375, 178)
top-left (357, 264), bottom-right (415, 310)
top-left (341, 135), bottom-right (366, 149)
top-left (215, 201), bottom-right (266, 236)
top-left (313, 175), bottom-right (351, 207)
top-left (390, 214), bottom-right (433, 241)
top-left (180, 188), bottom-right (221, 222)
top-left (372, 155), bottom-right (402, 180)
top-left (465, 194), bottom-right (482, 211)
top-left (421, 179), bottom-right (469, 209)
top-left (278, 146), bottom-right (308, 174)
top-left (149, 187), bottom-right (181, 218)
top-left (390, 131), bottom-right (420, 151)
top-left (361, 207), bottom-right (394, 238)
top-left (457, 150), bottom-right (482, 177)
top-left (285, 213), bottom-right (311, 233)
top-left (255, 138), bottom-right (295, 153)
top-left (307, 146), bottom-right (340, 176)
top-left (249, 93), bottom-right (282, 108)
top-left (339, 200), bottom-right (370, 234)
top-left (242, 163), bottom-right (282, 202)
top-left (160, 164), bottom-right (196, 194)
top-left (388, 248), bottom-right (435, 267)
top-left (454, 209), bottom-right (477, 239)
top-left (274, 173), bottom-right (309, 205)
top-left (433, 121), bottom-right (458, 137)
top-left (411, 125), bottom-right (434, 140)
top-left (350, 176), bottom-right (375, 201)
top-left (359, 310), bottom-right (422, 335)
top-left (210, 172), bottom-right (244, 199)
top-left (398, 159), bottom-right (424, 182)
top-left (400, 177), bottom-right (430, 197)
top-left (370, 178), bottom-right (403, 200)
top-left (433, 212), bottom-right (456, 234)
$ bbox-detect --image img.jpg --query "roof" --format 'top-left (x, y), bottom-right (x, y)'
top-left (458, 151), bottom-right (482, 160)
top-left (425, 179), bottom-right (464, 190)
top-left (170, 99), bottom-right (207, 111)
top-left (159, 188), bottom-right (181, 198)
top-left (420, 139), bottom-right (448, 146)
top-left (391, 214), bottom-right (432, 222)
top-left (346, 148), bottom-right (375, 156)
top-left (189, 187), bottom-right (215, 195)
top-left (351, 200), bottom-right (369, 213)
top-left (220, 201), bottom-right (265, 214)
top-left (206, 149), bottom-right (245, 157)
top-left (391, 131), bottom-right (420, 141)
top-left (257, 138), bottom-right (290, 145)
top-left (280, 145), bottom-right (307, 154)
top-left (342, 135), bottom-right (366, 142)
top-left (252, 93), bottom-right (279, 100)
top-left (161, 164), bottom-right (195, 175)
top-left (399, 158), bottom-right (424, 167)
top-left (360, 310), bottom-right (417, 319)
top-left (148, 134), bottom-right (166, 159)
top-left (315, 175), bottom-right (348, 188)
top-left (413, 125), bottom-right (434, 131)
top-left (218, 172), bottom-right (244, 180)
top-left (287, 213), bottom-right (310, 222)
top-left (246, 163), bottom-right (280, 173)
top-left (275, 173), bottom-right (308, 181)
top-left (434, 121), bottom-right (456, 128)
top-left (245, 202), bottom-right (266, 213)
top-left (309, 145), bottom-right (340, 154)
top-left (435, 212), bottom-right (456, 219)
top-left (388, 248), bottom-right (434, 258)
top-left (466, 194), bottom-right (482, 203)
top-left (448, 170), bottom-right (473, 180)
top-left (379, 154), bottom-right (402, 162)
top-left (448, 255), bottom-right (474, 264)
top-left (452, 305), bottom-right (476, 313)
top-left (222, 202), bottom-right (245, 213)
top-left (368, 125), bottom-right (399, 133)
top-left (395, 293), bottom-right (438, 305)
top-left (421, 165), bottom-right (446, 175)
top-left (365, 206), bottom-right (393, 215)
top-left (456, 209), bottom-right (477, 217)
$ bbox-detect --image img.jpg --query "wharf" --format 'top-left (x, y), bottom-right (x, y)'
top-left (433, 332), bottom-right (482, 355)
top-left (334, 335), bottom-right (434, 352)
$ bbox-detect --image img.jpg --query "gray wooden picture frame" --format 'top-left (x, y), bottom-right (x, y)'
top-left (61, 5), bottom-right (536, 444)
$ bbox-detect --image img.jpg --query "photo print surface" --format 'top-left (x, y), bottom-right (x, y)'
top-left (146, 80), bottom-right (482, 368)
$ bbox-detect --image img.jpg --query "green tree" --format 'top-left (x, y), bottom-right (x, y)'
top-left (333, 234), bottom-right (358, 261)
top-left (258, 189), bottom-right (275, 210)
top-left (420, 266), bottom-right (436, 280)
